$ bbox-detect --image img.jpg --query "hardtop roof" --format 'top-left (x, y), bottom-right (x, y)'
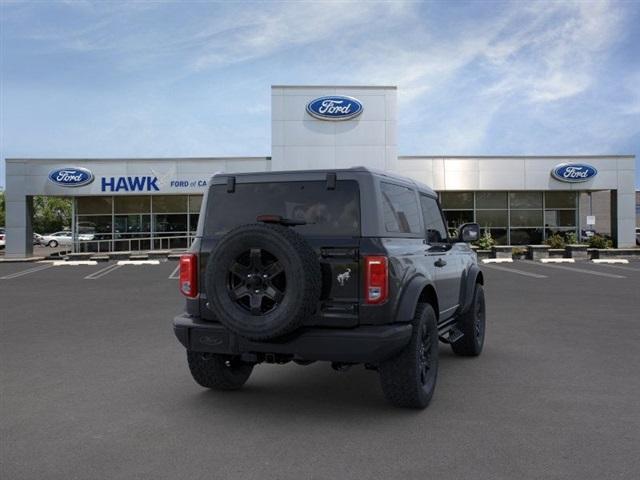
top-left (211, 166), bottom-right (437, 196)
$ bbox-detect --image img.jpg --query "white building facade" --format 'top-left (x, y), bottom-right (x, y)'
top-left (4, 85), bottom-right (637, 257)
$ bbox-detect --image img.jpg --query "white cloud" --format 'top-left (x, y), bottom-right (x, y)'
top-left (189, 2), bottom-right (411, 71)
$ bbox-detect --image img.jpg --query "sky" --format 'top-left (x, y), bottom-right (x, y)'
top-left (1, 0), bottom-right (639, 188)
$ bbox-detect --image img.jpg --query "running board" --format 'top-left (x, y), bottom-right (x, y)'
top-left (439, 326), bottom-right (463, 344)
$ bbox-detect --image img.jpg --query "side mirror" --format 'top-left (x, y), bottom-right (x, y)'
top-left (458, 223), bottom-right (480, 243)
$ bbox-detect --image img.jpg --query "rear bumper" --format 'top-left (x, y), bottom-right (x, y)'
top-left (173, 314), bottom-right (412, 364)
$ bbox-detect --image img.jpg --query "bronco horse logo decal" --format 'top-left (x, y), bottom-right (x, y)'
top-left (337, 268), bottom-right (352, 286)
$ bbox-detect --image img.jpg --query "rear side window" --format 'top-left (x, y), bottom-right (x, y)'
top-left (420, 194), bottom-right (448, 243)
top-left (205, 180), bottom-right (360, 236)
top-left (381, 182), bottom-right (421, 234)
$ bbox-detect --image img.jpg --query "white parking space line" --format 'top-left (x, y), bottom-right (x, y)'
top-left (482, 264), bottom-right (548, 278)
top-left (84, 263), bottom-right (123, 280)
top-left (482, 258), bottom-right (513, 264)
top-left (52, 260), bottom-right (98, 266)
top-left (591, 259), bottom-right (629, 264)
top-left (0, 264), bottom-right (54, 280)
top-left (168, 265), bottom-right (180, 279)
top-left (591, 263), bottom-right (640, 273)
top-left (531, 261), bottom-right (626, 279)
top-left (117, 260), bottom-right (161, 266)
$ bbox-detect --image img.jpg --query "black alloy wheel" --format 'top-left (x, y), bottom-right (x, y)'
top-left (418, 322), bottom-right (434, 386)
top-left (450, 283), bottom-right (486, 357)
top-left (227, 248), bottom-right (286, 315)
top-left (205, 223), bottom-right (321, 341)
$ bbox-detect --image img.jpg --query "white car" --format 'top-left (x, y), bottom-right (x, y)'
top-left (0, 229), bottom-right (5, 249)
top-left (41, 231), bottom-right (93, 248)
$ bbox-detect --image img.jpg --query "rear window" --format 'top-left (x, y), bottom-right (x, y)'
top-left (205, 180), bottom-right (360, 236)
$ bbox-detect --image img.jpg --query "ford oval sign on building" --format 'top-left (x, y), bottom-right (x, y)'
top-left (306, 95), bottom-right (363, 121)
top-left (551, 163), bottom-right (598, 183)
top-left (48, 167), bottom-right (95, 187)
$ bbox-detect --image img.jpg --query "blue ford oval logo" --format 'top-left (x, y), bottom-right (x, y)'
top-left (551, 163), bottom-right (598, 183)
top-left (306, 95), bottom-right (363, 121)
top-left (48, 167), bottom-right (94, 187)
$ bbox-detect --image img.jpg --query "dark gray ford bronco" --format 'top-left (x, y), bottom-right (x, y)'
top-left (173, 167), bottom-right (485, 408)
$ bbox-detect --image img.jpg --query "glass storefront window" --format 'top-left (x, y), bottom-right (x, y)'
top-left (510, 210), bottom-right (543, 227)
top-left (442, 210), bottom-right (474, 228)
top-left (76, 215), bottom-right (112, 234)
top-left (544, 210), bottom-right (576, 227)
top-left (545, 191), bottom-right (576, 208)
top-left (189, 195), bottom-right (203, 213)
top-left (509, 192), bottom-right (542, 209)
top-left (510, 228), bottom-right (543, 245)
top-left (476, 192), bottom-right (507, 209)
top-left (152, 196), bottom-right (188, 213)
top-left (476, 209), bottom-right (507, 227)
top-left (486, 228), bottom-right (508, 245)
top-left (440, 192), bottom-right (473, 209)
top-left (77, 196), bottom-right (112, 214)
top-left (153, 214), bottom-right (188, 233)
top-left (189, 214), bottom-right (199, 232)
top-left (114, 196), bottom-right (150, 213)
top-left (115, 215), bottom-right (151, 235)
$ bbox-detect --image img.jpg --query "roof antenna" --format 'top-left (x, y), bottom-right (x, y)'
top-left (326, 172), bottom-right (337, 190)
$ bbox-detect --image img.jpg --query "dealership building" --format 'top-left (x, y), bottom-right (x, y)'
top-left (4, 85), bottom-right (638, 258)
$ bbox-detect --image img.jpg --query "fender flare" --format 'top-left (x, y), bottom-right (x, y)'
top-left (458, 264), bottom-right (483, 315)
top-left (395, 275), bottom-right (437, 323)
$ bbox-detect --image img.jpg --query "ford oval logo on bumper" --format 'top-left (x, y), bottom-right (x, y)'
top-left (306, 95), bottom-right (363, 121)
top-left (48, 167), bottom-right (95, 187)
top-left (551, 163), bottom-right (598, 183)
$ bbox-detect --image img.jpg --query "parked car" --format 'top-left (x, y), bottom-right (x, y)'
top-left (41, 231), bottom-right (72, 247)
top-left (0, 227), bottom-right (5, 249)
top-left (33, 233), bottom-right (45, 245)
top-left (580, 229), bottom-right (596, 242)
top-left (173, 168), bottom-right (486, 409)
top-left (636, 227), bottom-right (640, 246)
top-left (41, 231), bottom-right (93, 247)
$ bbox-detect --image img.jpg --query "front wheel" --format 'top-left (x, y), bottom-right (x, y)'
top-left (451, 283), bottom-right (486, 356)
top-left (48, 240), bottom-right (58, 248)
top-left (187, 351), bottom-right (254, 390)
top-left (379, 304), bottom-right (439, 409)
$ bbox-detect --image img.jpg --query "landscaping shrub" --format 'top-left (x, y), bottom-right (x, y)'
top-left (588, 234), bottom-right (613, 249)
top-left (545, 233), bottom-right (565, 249)
top-left (475, 229), bottom-right (496, 250)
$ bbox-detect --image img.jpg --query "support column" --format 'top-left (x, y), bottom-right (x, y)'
top-left (614, 189), bottom-right (635, 248)
top-left (5, 196), bottom-right (34, 258)
top-left (5, 160), bottom-right (34, 258)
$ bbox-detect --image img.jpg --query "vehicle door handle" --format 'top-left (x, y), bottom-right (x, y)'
top-left (434, 258), bottom-right (447, 268)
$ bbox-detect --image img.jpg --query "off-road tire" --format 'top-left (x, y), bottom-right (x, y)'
top-left (205, 223), bottom-right (321, 341)
top-left (187, 351), bottom-right (253, 390)
top-left (379, 304), bottom-right (439, 409)
top-left (451, 283), bottom-right (485, 356)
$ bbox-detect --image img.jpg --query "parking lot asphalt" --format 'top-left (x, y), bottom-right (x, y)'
top-left (2, 260), bottom-right (640, 480)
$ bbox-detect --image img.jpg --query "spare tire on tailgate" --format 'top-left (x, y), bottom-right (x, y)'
top-left (205, 223), bottom-right (321, 341)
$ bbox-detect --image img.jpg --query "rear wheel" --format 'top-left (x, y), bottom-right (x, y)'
top-left (187, 351), bottom-right (253, 390)
top-left (379, 304), bottom-right (439, 409)
top-left (451, 283), bottom-right (485, 356)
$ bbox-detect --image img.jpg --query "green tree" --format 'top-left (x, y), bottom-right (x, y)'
top-left (0, 190), bottom-right (5, 227)
top-left (31, 196), bottom-right (72, 234)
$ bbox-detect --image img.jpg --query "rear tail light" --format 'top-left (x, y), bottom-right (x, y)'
top-left (364, 256), bottom-right (388, 304)
top-left (179, 254), bottom-right (198, 298)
